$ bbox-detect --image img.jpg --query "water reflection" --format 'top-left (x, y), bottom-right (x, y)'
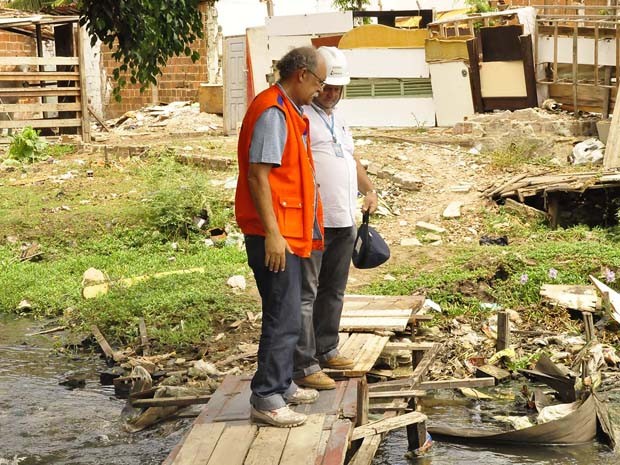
top-left (0, 316), bottom-right (189, 465)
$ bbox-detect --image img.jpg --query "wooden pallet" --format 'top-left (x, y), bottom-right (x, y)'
top-left (340, 295), bottom-right (425, 332)
top-left (163, 375), bottom-right (358, 465)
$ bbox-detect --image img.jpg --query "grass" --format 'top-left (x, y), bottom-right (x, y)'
top-left (0, 147), bottom-right (252, 348)
top-left (363, 214), bottom-right (620, 327)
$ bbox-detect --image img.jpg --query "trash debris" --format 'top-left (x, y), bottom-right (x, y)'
top-left (569, 138), bottom-right (604, 165)
top-left (479, 235), bottom-right (508, 246)
top-left (226, 275), bottom-right (246, 290)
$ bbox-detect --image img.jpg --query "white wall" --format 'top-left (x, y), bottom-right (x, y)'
top-left (81, 25), bottom-right (104, 119)
top-left (338, 97), bottom-right (435, 127)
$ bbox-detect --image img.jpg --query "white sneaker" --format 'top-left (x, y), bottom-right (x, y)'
top-left (286, 387), bottom-right (319, 405)
top-left (251, 406), bottom-right (307, 427)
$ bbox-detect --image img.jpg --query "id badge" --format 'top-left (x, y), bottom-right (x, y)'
top-left (332, 142), bottom-right (344, 158)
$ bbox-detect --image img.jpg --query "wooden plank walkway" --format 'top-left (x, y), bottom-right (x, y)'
top-left (324, 332), bottom-right (390, 378)
top-left (340, 295), bottom-right (426, 332)
top-left (163, 375), bottom-right (358, 465)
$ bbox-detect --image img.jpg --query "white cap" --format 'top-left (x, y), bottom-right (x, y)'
top-left (317, 46), bottom-right (350, 86)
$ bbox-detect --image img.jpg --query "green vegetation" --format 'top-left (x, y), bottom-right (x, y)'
top-left (7, 127), bottom-right (48, 163)
top-left (364, 216), bottom-right (620, 326)
top-left (0, 148), bottom-right (249, 349)
top-left (484, 139), bottom-right (549, 169)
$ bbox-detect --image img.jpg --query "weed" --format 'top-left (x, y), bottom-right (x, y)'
top-left (6, 127), bottom-right (48, 163)
top-left (45, 144), bottom-right (76, 159)
top-left (485, 139), bottom-right (549, 170)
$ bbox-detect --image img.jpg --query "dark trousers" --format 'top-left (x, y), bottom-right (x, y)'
top-left (245, 235), bottom-right (301, 410)
top-left (293, 226), bottom-right (356, 379)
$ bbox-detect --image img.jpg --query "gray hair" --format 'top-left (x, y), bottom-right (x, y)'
top-left (276, 46), bottom-right (319, 81)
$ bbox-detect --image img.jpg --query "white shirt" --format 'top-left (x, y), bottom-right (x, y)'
top-left (304, 103), bottom-right (357, 228)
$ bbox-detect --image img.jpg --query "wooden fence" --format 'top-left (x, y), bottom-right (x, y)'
top-left (0, 22), bottom-right (90, 142)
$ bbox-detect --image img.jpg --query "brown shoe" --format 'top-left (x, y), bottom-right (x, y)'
top-left (294, 371), bottom-right (336, 390)
top-left (321, 355), bottom-right (355, 370)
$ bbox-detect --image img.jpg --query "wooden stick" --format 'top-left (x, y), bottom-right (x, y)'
top-left (369, 343), bottom-right (441, 392)
top-left (130, 395), bottom-right (211, 408)
top-left (583, 312), bottom-right (595, 342)
top-left (351, 412), bottom-right (427, 441)
top-left (497, 311), bottom-right (510, 351)
top-left (138, 317), bottom-right (150, 356)
top-left (572, 25), bottom-right (579, 115)
top-left (91, 324), bottom-right (117, 360)
top-left (88, 104), bottom-right (110, 132)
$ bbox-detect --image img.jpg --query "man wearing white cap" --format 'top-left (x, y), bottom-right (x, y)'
top-left (294, 46), bottom-right (378, 390)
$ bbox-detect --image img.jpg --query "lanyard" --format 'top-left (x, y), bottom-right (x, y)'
top-left (312, 104), bottom-right (337, 143)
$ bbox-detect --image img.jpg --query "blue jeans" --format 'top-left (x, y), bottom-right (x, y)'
top-left (293, 226), bottom-right (356, 379)
top-left (245, 235), bottom-right (302, 410)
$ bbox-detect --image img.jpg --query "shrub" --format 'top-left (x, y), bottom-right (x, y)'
top-left (7, 126), bottom-right (48, 163)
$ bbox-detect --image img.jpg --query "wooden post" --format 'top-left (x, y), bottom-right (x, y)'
top-left (553, 22), bottom-right (558, 82)
top-left (406, 397), bottom-right (427, 452)
top-left (604, 84), bottom-right (620, 168)
top-left (356, 376), bottom-right (369, 427)
top-left (583, 312), bottom-right (595, 342)
top-left (603, 66), bottom-right (612, 118)
top-left (496, 311), bottom-right (510, 351)
top-left (594, 23), bottom-right (599, 85)
top-left (572, 25), bottom-right (579, 115)
top-left (76, 24), bottom-right (91, 142)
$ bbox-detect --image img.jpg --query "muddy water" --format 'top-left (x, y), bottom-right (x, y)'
top-left (373, 385), bottom-right (620, 465)
top-left (0, 316), bottom-right (188, 465)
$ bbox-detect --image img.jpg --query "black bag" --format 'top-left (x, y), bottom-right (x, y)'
top-left (352, 212), bottom-right (390, 269)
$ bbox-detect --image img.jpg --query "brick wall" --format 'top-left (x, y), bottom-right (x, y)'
top-left (0, 30), bottom-right (36, 66)
top-left (101, 2), bottom-right (209, 118)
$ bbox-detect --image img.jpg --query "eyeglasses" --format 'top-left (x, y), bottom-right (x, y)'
top-left (305, 68), bottom-right (326, 89)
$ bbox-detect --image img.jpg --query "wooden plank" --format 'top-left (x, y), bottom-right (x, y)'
top-left (476, 364), bottom-right (511, 384)
top-left (604, 84), bottom-right (620, 168)
top-left (339, 317), bottom-right (410, 332)
top-left (341, 309), bottom-right (412, 318)
top-left (170, 422), bottom-right (226, 465)
top-left (0, 88), bottom-right (80, 98)
top-left (356, 377), bottom-right (368, 427)
top-left (0, 118), bottom-right (82, 129)
top-left (348, 434), bottom-right (382, 465)
top-left (351, 412), bottom-right (427, 441)
top-left (382, 342), bottom-right (435, 353)
top-left (583, 312), bottom-right (595, 342)
top-left (319, 419), bottom-right (351, 465)
top-left (0, 71), bottom-right (79, 80)
top-left (368, 377), bottom-right (495, 396)
top-left (243, 427), bottom-right (289, 465)
top-left (131, 395), bottom-right (211, 408)
top-left (0, 102), bottom-right (81, 112)
top-left (572, 25), bottom-right (579, 114)
top-left (540, 284), bottom-right (599, 311)
top-left (280, 414), bottom-right (325, 465)
top-left (467, 38), bottom-right (484, 113)
top-left (341, 378), bottom-right (358, 420)
top-left (521, 34), bottom-right (538, 108)
top-left (368, 401), bottom-right (410, 412)
top-left (207, 424), bottom-right (257, 465)
top-left (0, 56), bottom-right (79, 66)
top-left (90, 324), bottom-right (122, 362)
top-left (212, 380), bottom-right (251, 422)
top-left (369, 390), bottom-right (426, 399)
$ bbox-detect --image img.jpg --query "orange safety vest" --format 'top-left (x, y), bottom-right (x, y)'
top-left (235, 85), bottom-right (324, 258)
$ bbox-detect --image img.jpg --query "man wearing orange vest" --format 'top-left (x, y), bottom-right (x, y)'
top-left (235, 47), bottom-right (327, 428)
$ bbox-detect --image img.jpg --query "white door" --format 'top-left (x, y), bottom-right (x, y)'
top-left (223, 36), bottom-right (247, 135)
top-left (429, 61), bottom-right (475, 127)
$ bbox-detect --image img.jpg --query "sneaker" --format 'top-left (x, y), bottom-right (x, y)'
top-left (251, 406), bottom-right (307, 427)
top-left (294, 371), bottom-right (336, 390)
top-left (286, 386), bottom-right (320, 404)
top-left (321, 355), bottom-right (355, 370)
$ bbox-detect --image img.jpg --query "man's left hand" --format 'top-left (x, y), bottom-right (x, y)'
top-left (362, 191), bottom-right (378, 214)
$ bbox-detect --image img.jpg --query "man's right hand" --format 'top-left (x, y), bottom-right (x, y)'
top-left (264, 232), bottom-right (292, 272)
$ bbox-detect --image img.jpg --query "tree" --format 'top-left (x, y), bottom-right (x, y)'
top-left (9, 0), bottom-right (213, 101)
top-left (332, 0), bottom-right (370, 11)
top-left (80, 0), bottom-right (212, 101)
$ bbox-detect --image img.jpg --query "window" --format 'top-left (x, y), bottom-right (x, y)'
top-left (344, 78), bottom-right (433, 99)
